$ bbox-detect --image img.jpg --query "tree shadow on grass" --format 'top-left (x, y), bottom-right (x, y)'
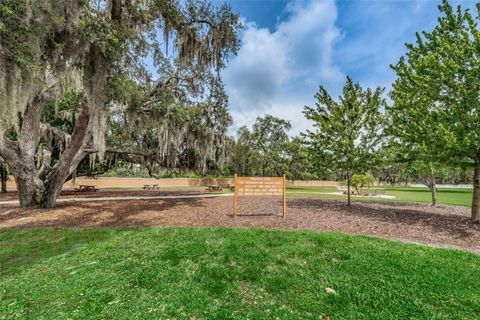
top-left (0, 227), bottom-right (116, 276)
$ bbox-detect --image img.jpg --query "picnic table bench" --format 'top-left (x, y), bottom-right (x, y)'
top-left (143, 184), bottom-right (159, 190)
top-left (206, 185), bottom-right (222, 191)
top-left (74, 185), bottom-right (98, 192)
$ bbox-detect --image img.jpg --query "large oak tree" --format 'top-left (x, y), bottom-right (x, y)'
top-left (0, 0), bottom-right (240, 207)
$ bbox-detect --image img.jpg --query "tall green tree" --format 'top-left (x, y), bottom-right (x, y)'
top-left (227, 115), bottom-right (313, 179)
top-left (303, 77), bottom-right (385, 205)
top-left (389, 0), bottom-right (480, 222)
top-left (379, 143), bottom-right (447, 206)
top-left (227, 115), bottom-right (290, 177)
top-left (227, 126), bottom-right (261, 176)
top-left (284, 137), bottom-right (316, 181)
top-left (251, 115), bottom-right (291, 177)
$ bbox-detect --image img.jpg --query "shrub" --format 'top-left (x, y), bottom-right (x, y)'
top-left (351, 174), bottom-right (375, 194)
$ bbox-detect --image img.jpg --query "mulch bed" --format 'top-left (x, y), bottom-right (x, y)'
top-left (0, 195), bottom-right (479, 253)
top-left (0, 188), bottom-right (205, 201)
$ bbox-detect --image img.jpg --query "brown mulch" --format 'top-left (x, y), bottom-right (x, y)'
top-left (0, 195), bottom-right (479, 253)
top-left (0, 188), bottom-right (205, 201)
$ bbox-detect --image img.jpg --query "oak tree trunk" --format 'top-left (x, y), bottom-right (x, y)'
top-left (0, 91), bottom-right (92, 208)
top-left (9, 93), bottom-right (48, 207)
top-left (39, 102), bottom-right (91, 208)
top-left (0, 164), bottom-right (7, 193)
top-left (472, 166), bottom-right (480, 223)
top-left (14, 169), bottom-right (42, 207)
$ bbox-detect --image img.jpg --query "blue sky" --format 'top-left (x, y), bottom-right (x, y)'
top-left (217, 0), bottom-right (477, 135)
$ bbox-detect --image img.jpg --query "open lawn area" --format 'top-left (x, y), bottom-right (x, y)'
top-left (0, 186), bottom-right (472, 207)
top-left (287, 186), bottom-right (473, 207)
top-left (1, 195), bottom-right (479, 252)
top-left (1, 227), bottom-right (479, 319)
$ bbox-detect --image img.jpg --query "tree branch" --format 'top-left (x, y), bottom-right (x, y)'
top-left (82, 147), bottom-right (150, 157)
top-left (111, 0), bottom-right (122, 21)
top-left (188, 19), bottom-right (217, 29)
top-left (37, 147), bottom-right (53, 181)
top-left (40, 122), bottom-right (71, 144)
top-left (148, 73), bottom-right (198, 98)
top-left (0, 139), bottom-right (19, 168)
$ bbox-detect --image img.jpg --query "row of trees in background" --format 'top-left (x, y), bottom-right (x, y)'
top-left (227, 115), bottom-right (314, 180)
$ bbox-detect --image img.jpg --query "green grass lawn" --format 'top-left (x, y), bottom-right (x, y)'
top-left (1, 227), bottom-right (479, 319)
top-left (287, 186), bottom-right (473, 207)
top-left (102, 185), bottom-right (472, 206)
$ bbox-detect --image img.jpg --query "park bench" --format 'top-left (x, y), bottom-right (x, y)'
top-left (143, 184), bottom-right (159, 190)
top-left (206, 185), bottom-right (222, 191)
top-left (74, 185), bottom-right (98, 192)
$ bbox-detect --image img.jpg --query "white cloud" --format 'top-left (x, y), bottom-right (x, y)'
top-left (223, 20), bottom-right (288, 113)
top-left (223, 0), bottom-right (344, 136)
top-left (223, 0), bottom-right (480, 137)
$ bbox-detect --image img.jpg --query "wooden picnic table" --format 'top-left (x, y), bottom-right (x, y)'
top-left (75, 185), bottom-right (98, 192)
top-left (143, 184), bottom-right (159, 190)
top-left (206, 185), bottom-right (222, 191)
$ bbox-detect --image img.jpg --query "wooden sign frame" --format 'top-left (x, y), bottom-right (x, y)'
top-left (233, 174), bottom-right (287, 218)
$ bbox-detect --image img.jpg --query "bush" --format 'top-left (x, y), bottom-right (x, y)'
top-left (351, 174), bottom-right (375, 194)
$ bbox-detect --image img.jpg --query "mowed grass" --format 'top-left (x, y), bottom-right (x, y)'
top-left (1, 228), bottom-right (479, 319)
top-left (287, 186), bottom-right (473, 207)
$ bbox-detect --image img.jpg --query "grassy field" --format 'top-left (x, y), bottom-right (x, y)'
top-left (1, 227), bottom-right (479, 319)
top-left (287, 186), bottom-right (473, 207)
top-left (101, 184), bottom-right (473, 207)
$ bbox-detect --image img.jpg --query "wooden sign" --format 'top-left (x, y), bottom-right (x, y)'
top-left (233, 174), bottom-right (287, 218)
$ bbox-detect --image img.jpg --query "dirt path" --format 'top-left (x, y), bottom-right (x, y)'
top-left (1, 196), bottom-right (479, 253)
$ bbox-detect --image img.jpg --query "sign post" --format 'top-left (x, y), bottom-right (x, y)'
top-left (233, 175), bottom-right (287, 218)
top-left (233, 174), bottom-right (238, 218)
top-left (283, 174), bottom-right (287, 218)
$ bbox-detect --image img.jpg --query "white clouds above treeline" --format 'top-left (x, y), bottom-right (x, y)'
top-left (222, 0), bottom-right (476, 136)
top-left (222, 0), bottom-right (343, 136)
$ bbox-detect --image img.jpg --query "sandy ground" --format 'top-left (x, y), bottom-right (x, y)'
top-left (0, 193), bottom-right (479, 253)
